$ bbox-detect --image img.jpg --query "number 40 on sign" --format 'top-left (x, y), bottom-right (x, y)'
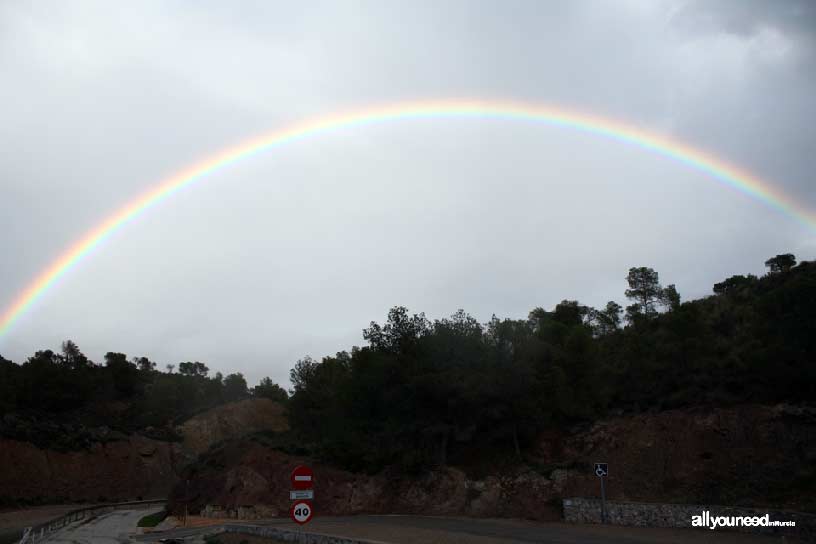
top-left (291, 500), bottom-right (313, 524)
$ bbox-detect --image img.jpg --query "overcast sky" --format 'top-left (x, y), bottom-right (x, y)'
top-left (1, 0), bottom-right (814, 387)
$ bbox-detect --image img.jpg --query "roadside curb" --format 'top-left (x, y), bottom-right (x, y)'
top-left (223, 523), bottom-right (390, 544)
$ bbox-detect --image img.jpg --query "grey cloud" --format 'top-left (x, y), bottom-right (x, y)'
top-left (672, 0), bottom-right (816, 39)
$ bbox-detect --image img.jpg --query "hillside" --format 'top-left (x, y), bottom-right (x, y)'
top-left (1, 254), bottom-right (814, 515)
top-left (0, 398), bottom-right (287, 505)
top-left (164, 255), bottom-right (816, 519)
top-left (282, 256), bottom-right (816, 474)
top-left (170, 403), bottom-right (816, 519)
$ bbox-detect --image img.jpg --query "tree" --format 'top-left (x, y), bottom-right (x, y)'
top-left (434, 309), bottom-right (483, 339)
top-left (287, 354), bottom-right (352, 464)
top-left (363, 306), bottom-right (431, 354)
top-left (178, 361), bottom-right (209, 377)
top-left (486, 357), bottom-right (542, 459)
top-left (429, 310), bottom-right (485, 367)
top-left (660, 284), bottom-right (681, 311)
top-left (20, 349), bottom-right (89, 411)
top-left (223, 373), bottom-right (248, 401)
top-left (625, 267), bottom-right (661, 316)
top-left (166, 364), bottom-right (175, 373)
top-left (552, 300), bottom-right (589, 327)
top-left (765, 254), bottom-right (796, 274)
top-left (133, 356), bottom-right (157, 373)
top-left (590, 301), bottom-right (622, 335)
top-left (0, 355), bottom-right (18, 415)
top-left (61, 340), bottom-right (91, 369)
top-left (290, 356), bottom-right (319, 393)
top-left (253, 377), bottom-right (289, 403)
top-left (105, 352), bottom-right (140, 397)
top-left (713, 274), bottom-right (757, 295)
top-left (625, 267), bottom-right (663, 323)
top-left (201, 372), bottom-right (225, 404)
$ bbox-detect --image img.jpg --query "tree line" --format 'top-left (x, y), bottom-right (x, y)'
top-left (0, 344), bottom-right (287, 439)
top-left (1, 253), bottom-right (812, 468)
top-left (285, 254), bottom-right (815, 472)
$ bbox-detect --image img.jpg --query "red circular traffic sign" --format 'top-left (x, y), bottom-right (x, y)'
top-left (290, 500), bottom-right (313, 524)
top-left (291, 465), bottom-right (314, 490)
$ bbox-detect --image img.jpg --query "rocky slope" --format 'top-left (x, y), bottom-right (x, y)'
top-left (169, 403), bottom-right (816, 520)
top-left (552, 403), bottom-right (816, 508)
top-left (0, 435), bottom-right (175, 503)
top-left (175, 398), bottom-right (288, 465)
top-left (0, 398), bottom-right (288, 504)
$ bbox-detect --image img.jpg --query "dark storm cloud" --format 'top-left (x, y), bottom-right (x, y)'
top-left (673, 0), bottom-right (816, 39)
top-left (0, 0), bottom-right (813, 387)
top-left (664, 0), bottom-right (816, 201)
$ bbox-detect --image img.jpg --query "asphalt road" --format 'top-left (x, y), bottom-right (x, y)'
top-left (46, 509), bottom-right (161, 544)
top-left (269, 515), bottom-right (791, 543)
top-left (133, 515), bottom-right (791, 544)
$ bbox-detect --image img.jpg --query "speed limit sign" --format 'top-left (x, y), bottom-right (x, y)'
top-left (290, 500), bottom-right (313, 525)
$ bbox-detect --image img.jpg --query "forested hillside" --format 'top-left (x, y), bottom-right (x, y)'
top-left (286, 254), bottom-right (815, 472)
top-left (0, 348), bottom-right (287, 448)
top-left (1, 253), bottom-right (813, 467)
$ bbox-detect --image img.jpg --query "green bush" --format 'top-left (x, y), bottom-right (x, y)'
top-left (137, 510), bottom-right (167, 528)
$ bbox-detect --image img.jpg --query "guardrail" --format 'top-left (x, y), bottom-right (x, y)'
top-left (18, 499), bottom-right (166, 544)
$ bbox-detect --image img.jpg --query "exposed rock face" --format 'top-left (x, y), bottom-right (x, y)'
top-left (176, 398), bottom-right (289, 464)
top-left (554, 404), bottom-right (816, 510)
top-left (0, 399), bottom-right (288, 504)
top-left (171, 444), bottom-right (565, 521)
top-left (4, 401), bottom-right (813, 515)
top-left (171, 404), bottom-right (816, 520)
top-left (0, 435), bottom-right (176, 502)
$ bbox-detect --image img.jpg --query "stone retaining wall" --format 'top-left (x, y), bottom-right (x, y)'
top-left (563, 497), bottom-right (814, 539)
top-left (203, 504), bottom-right (279, 520)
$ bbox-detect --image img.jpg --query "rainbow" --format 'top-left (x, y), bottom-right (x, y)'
top-left (1, 98), bottom-right (813, 339)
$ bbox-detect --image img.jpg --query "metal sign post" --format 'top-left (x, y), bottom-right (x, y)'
top-left (290, 465), bottom-right (314, 525)
top-left (184, 479), bottom-right (190, 527)
top-left (594, 463), bottom-right (608, 524)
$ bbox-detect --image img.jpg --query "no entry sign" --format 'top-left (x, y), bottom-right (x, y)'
top-left (291, 465), bottom-right (314, 490)
top-left (290, 500), bottom-right (313, 524)
top-left (289, 465), bottom-right (314, 525)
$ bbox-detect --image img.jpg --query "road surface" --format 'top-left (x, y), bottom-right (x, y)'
top-left (46, 509), bottom-right (160, 544)
top-left (133, 515), bottom-right (793, 544)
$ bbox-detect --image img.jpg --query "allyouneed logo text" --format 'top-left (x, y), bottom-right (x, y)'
top-left (692, 511), bottom-right (795, 530)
